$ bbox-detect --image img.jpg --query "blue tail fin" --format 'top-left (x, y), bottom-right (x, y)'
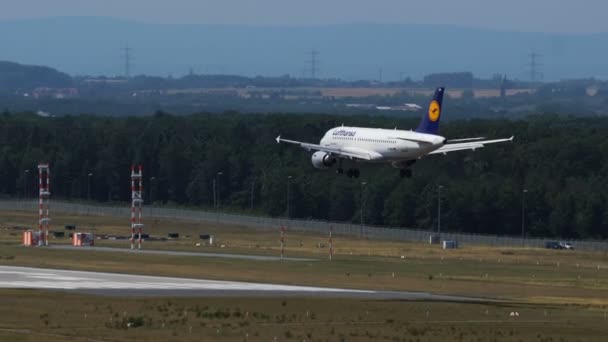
top-left (415, 87), bottom-right (445, 135)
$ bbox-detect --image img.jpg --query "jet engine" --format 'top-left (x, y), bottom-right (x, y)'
top-left (311, 151), bottom-right (337, 169)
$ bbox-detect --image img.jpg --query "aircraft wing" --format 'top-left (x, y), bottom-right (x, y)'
top-left (276, 135), bottom-right (380, 161)
top-left (428, 136), bottom-right (514, 155)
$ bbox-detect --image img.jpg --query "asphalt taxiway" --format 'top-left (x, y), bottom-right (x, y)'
top-left (0, 266), bottom-right (497, 301)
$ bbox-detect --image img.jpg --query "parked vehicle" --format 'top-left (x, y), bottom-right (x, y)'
top-left (545, 241), bottom-right (574, 250)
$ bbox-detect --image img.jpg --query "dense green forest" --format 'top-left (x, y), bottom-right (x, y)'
top-left (0, 111), bottom-right (607, 239)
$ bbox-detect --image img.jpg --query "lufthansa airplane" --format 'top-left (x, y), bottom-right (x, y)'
top-left (276, 87), bottom-right (513, 178)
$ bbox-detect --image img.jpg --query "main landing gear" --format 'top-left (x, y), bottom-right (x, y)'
top-left (336, 167), bottom-right (410, 179)
top-left (336, 168), bottom-right (360, 178)
top-left (335, 160), bottom-right (359, 178)
top-left (347, 169), bottom-right (360, 178)
top-left (399, 169), bottom-right (412, 178)
top-left (396, 160), bottom-right (415, 179)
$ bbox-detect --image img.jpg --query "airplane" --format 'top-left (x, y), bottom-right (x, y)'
top-left (276, 87), bottom-right (513, 178)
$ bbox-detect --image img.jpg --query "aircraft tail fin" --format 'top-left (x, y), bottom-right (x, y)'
top-left (415, 87), bottom-right (445, 135)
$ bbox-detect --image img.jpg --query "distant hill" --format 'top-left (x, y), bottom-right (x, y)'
top-left (0, 17), bottom-right (607, 81)
top-left (0, 61), bottom-right (72, 92)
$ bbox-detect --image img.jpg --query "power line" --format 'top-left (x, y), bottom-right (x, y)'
top-left (122, 45), bottom-right (133, 79)
top-left (306, 49), bottom-right (319, 79)
top-left (527, 52), bottom-right (543, 86)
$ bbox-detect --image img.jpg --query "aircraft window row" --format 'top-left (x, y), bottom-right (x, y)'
top-left (358, 138), bottom-right (396, 144)
top-left (333, 136), bottom-right (396, 144)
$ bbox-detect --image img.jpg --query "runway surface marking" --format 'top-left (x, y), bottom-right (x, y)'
top-left (0, 266), bottom-right (497, 301)
top-left (0, 266), bottom-right (362, 292)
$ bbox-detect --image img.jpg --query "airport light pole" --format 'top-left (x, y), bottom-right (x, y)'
top-left (66, 178), bottom-right (72, 199)
top-left (360, 181), bottom-right (367, 228)
top-left (87, 173), bottom-right (93, 201)
top-left (216, 172), bottom-right (223, 209)
top-left (212, 179), bottom-right (216, 209)
top-left (437, 185), bottom-right (443, 236)
top-left (250, 179), bottom-right (255, 210)
top-left (521, 188), bottom-right (528, 247)
top-left (286, 176), bottom-right (292, 219)
top-left (23, 169), bottom-right (30, 199)
top-left (149, 177), bottom-right (156, 204)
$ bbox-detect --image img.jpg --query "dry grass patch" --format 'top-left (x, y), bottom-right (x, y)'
top-left (0, 289), bottom-right (607, 342)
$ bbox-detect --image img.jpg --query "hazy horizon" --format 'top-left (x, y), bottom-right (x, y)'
top-left (1, 16), bottom-right (607, 81)
top-left (2, 0), bottom-right (608, 34)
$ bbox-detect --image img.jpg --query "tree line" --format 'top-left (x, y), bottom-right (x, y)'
top-left (0, 111), bottom-right (607, 239)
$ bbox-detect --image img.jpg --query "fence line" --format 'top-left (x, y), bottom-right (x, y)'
top-left (1, 200), bottom-right (606, 252)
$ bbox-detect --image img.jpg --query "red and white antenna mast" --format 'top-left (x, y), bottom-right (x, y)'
top-left (130, 164), bottom-right (144, 250)
top-left (38, 163), bottom-right (51, 246)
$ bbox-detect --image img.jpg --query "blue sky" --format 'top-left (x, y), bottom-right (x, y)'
top-left (1, 0), bottom-right (606, 33)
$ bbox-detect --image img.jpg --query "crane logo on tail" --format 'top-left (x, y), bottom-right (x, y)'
top-left (428, 100), bottom-right (441, 122)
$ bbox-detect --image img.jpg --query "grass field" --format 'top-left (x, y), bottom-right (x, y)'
top-left (1, 209), bottom-right (608, 340)
top-left (0, 290), bottom-right (607, 342)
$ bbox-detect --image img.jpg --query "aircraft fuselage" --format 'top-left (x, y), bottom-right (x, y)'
top-left (319, 126), bottom-right (445, 162)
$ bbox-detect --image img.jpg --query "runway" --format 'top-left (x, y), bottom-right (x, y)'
top-left (0, 266), bottom-right (495, 301)
top-left (48, 245), bottom-right (316, 262)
